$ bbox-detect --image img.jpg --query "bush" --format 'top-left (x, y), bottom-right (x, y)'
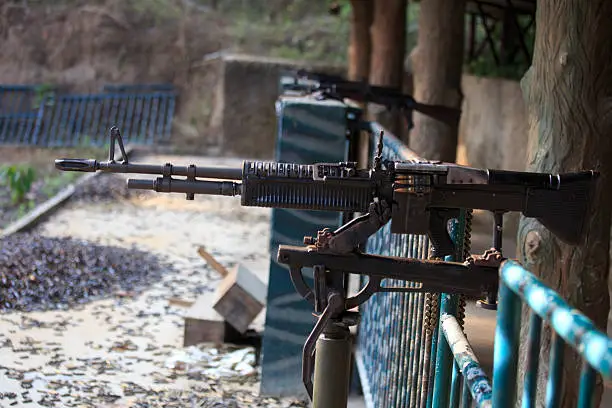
top-left (0, 164), bottom-right (37, 204)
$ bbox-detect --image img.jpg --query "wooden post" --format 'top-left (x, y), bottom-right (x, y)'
top-left (368, 0), bottom-right (408, 140)
top-left (348, 0), bottom-right (373, 82)
top-left (516, 1), bottom-right (612, 406)
top-left (348, 0), bottom-right (373, 167)
top-left (409, 0), bottom-right (466, 162)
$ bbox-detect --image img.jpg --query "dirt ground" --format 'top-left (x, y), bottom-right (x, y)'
top-left (0, 153), bottom-right (310, 407)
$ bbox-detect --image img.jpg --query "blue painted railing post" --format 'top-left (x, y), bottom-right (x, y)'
top-left (432, 293), bottom-right (459, 407)
top-left (431, 212), bottom-right (469, 408)
top-left (545, 334), bottom-right (564, 407)
top-left (521, 312), bottom-right (542, 408)
top-left (449, 361), bottom-right (461, 408)
top-left (31, 96), bottom-right (47, 145)
top-left (492, 280), bottom-right (522, 408)
top-left (577, 362), bottom-right (596, 408)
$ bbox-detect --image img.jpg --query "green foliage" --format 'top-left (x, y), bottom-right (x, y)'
top-left (17, 200), bottom-right (36, 218)
top-left (0, 164), bottom-right (37, 204)
top-left (32, 83), bottom-right (56, 109)
top-left (126, 0), bottom-right (183, 23)
top-left (466, 56), bottom-right (529, 81)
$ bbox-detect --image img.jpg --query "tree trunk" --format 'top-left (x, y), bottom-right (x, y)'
top-left (409, 0), bottom-right (466, 162)
top-left (368, 0), bottom-right (407, 139)
top-left (348, 0), bottom-right (372, 82)
top-left (348, 0), bottom-right (373, 167)
top-left (516, 1), bottom-right (612, 407)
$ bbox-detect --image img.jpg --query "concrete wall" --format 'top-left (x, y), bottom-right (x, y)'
top-left (211, 54), bottom-right (344, 159)
top-left (456, 75), bottom-right (528, 172)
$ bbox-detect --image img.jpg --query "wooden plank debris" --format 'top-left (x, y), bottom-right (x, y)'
top-left (212, 263), bottom-right (266, 334)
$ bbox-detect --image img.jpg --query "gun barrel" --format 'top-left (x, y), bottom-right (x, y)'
top-left (128, 178), bottom-right (242, 196)
top-left (55, 159), bottom-right (98, 172)
top-left (55, 159), bottom-right (243, 180)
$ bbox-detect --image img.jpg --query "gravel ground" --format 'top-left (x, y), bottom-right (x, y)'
top-left (0, 154), bottom-right (308, 407)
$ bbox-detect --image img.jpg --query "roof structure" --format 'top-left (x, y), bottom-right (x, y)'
top-left (467, 0), bottom-right (536, 15)
top-left (465, 0), bottom-right (536, 66)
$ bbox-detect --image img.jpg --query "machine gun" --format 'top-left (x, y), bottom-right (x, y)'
top-left (284, 69), bottom-right (462, 130)
top-left (55, 127), bottom-right (598, 406)
top-left (56, 127), bottom-right (598, 260)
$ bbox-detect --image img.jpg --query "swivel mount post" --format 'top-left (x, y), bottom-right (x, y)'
top-left (477, 211), bottom-right (504, 310)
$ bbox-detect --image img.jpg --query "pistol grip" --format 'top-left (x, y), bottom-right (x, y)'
top-left (428, 209), bottom-right (460, 258)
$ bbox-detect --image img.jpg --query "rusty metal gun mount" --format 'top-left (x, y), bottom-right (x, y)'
top-left (277, 236), bottom-right (503, 400)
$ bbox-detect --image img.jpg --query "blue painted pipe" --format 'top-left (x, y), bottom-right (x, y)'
top-left (577, 362), bottom-right (596, 408)
top-left (432, 293), bottom-right (459, 407)
top-left (492, 279), bottom-right (521, 408)
top-left (449, 362), bottom-right (461, 408)
top-left (500, 260), bottom-right (612, 379)
top-left (441, 313), bottom-right (493, 408)
top-left (545, 333), bottom-right (564, 407)
top-left (521, 311), bottom-right (542, 408)
top-left (461, 381), bottom-right (472, 408)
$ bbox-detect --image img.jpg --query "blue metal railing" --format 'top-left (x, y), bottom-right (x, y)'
top-left (0, 84), bottom-right (176, 146)
top-left (493, 260), bottom-right (612, 408)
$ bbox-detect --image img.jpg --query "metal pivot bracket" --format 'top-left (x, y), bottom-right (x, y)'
top-left (302, 200), bottom-right (392, 255)
top-left (282, 245), bottom-right (500, 312)
top-left (476, 211), bottom-right (505, 310)
top-left (302, 288), bottom-right (359, 400)
top-left (288, 261), bottom-right (463, 317)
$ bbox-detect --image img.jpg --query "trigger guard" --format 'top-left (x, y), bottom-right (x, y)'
top-left (289, 266), bottom-right (315, 305)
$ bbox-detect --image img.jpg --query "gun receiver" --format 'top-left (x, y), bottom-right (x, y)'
top-left (55, 127), bottom-right (599, 257)
top-left (286, 69), bottom-right (462, 129)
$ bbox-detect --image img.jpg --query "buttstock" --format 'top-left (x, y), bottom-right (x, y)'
top-left (526, 172), bottom-right (599, 244)
top-left (412, 102), bottom-right (462, 127)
